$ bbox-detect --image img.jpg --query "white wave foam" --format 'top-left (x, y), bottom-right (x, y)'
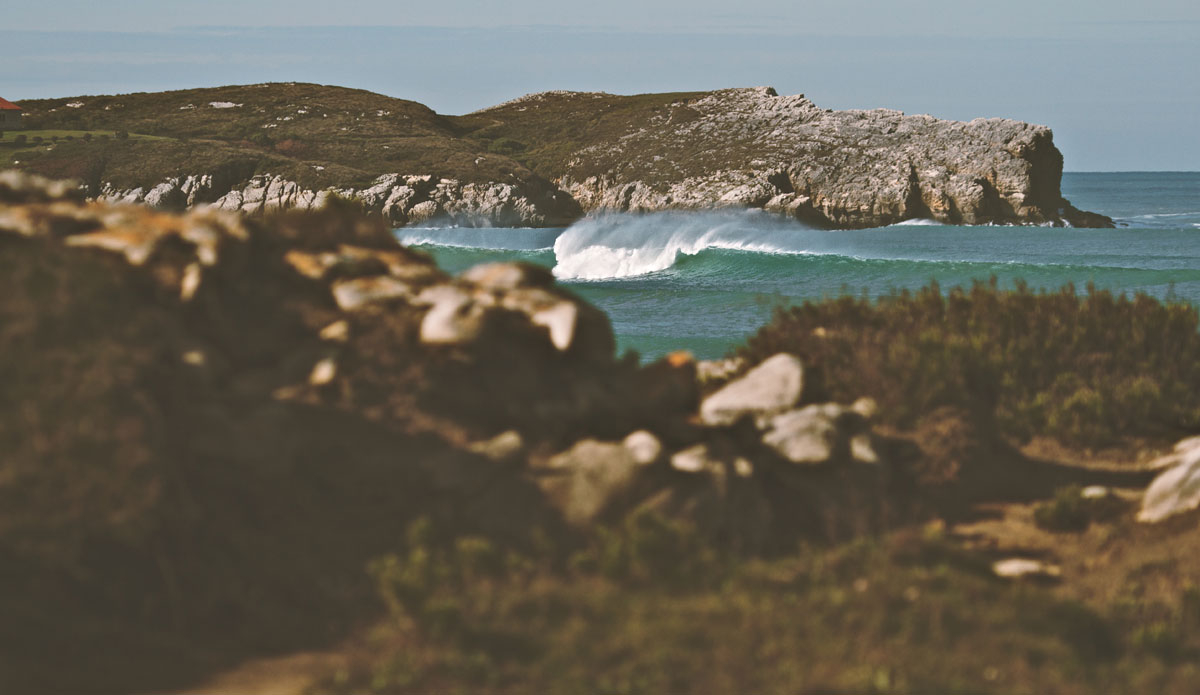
top-left (395, 227), bottom-right (558, 251)
top-left (891, 218), bottom-right (944, 226)
top-left (551, 211), bottom-right (814, 280)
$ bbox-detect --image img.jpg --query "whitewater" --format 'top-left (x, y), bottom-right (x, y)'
top-left (397, 172), bottom-right (1200, 361)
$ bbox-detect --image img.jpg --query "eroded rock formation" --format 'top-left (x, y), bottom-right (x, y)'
top-left (100, 171), bottom-right (581, 227)
top-left (510, 87), bottom-right (1110, 228)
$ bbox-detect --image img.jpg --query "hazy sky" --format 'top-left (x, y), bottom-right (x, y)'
top-left (3, 0), bottom-right (1197, 170)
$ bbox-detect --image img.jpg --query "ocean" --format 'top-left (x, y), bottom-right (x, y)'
top-left (397, 172), bottom-right (1200, 362)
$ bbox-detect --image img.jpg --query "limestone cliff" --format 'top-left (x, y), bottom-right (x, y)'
top-left (9, 83), bottom-right (1110, 228)
top-left (98, 171), bottom-right (580, 227)
top-left (465, 87), bottom-right (1111, 228)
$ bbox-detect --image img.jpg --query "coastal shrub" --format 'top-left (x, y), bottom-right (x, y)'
top-left (487, 137), bottom-right (526, 155)
top-left (1033, 485), bottom-right (1127, 532)
top-left (739, 280), bottom-right (1200, 449)
top-left (322, 525), bottom-right (1200, 695)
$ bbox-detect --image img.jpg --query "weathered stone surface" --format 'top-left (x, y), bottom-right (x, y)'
top-left (482, 87), bottom-right (1110, 228)
top-left (695, 357), bottom-right (744, 385)
top-left (1139, 439), bottom-right (1200, 523)
top-left (761, 407), bottom-right (840, 465)
top-left (671, 443), bottom-right (722, 474)
top-left (332, 276), bottom-right (413, 311)
top-left (0, 169), bottom-right (84, 203)
top-left (623, 430), bottom-right (662, 465)
top-left (416, 284), bottom-right (489, 345)
top-left (993, 558), bottom-right (1061, 579)
top-left (100, 170), bottom-right (581, 228)
top-left (461, 261), bottom-right (554, 291)
top-left (1147, 435), bottom-right (1200, 470)
top-left (468, 430), bottom-right (525, 463)
top-left (699, 353), bottom-right (804, 426)
top-left (537, 438), bottom-right (652, 525)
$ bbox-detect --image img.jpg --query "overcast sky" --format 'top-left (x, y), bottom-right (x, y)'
top-left (2, 0), bottom-right (1197, 170)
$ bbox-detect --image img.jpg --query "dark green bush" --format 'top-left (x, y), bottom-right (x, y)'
top-left (1033, 485), bottom-right (1126, 532)
top-left (739, 280), bottom-right (1200, 448)
top-left (486, 137), bottom-right (526, 155)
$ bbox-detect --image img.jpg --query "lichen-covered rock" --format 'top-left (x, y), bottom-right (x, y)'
top-left (699, 353), bottom-right (804, 426)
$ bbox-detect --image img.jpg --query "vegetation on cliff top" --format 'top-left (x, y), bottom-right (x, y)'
top-left (7, 83), bottom-right (538, 191)
top-left (740, 280), bottom-right (1200, 453)
top-left (450, 90), bottom-right (709, 181)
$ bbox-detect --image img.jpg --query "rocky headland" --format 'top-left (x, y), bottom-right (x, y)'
top-left (6, 83), bottom-right (1111, 229)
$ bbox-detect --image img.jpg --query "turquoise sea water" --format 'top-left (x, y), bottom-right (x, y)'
top-left (397, 172), bottom-right (1200, 361)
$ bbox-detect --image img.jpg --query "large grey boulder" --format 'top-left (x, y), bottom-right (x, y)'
top-left (760, 402), bottom-right (876, 466)
top-left (1139, 437), bottom-right (1200, 523)
top-left (699, 353), bottom-right (804, 426)
top-left (535, 432), bottom-right (662, 525)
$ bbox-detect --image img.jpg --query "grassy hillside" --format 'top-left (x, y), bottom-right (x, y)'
top-left (8, 83), bottom-right (538, 192)
top-left (450, 90), bottom-right (708, 181)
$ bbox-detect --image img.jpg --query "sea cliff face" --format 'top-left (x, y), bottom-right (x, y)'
top-left (10, 83), bottom-right (1111, 229)
top-left (98, 171), bottom-right (581, 227)
top-left (472, 87), bottom-right (1110, 228)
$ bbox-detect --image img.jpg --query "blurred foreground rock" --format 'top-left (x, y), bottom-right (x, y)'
top-left (1139, 436), bottom-right (1200, 523)
top-left (0, 170), bottom-right (907, 692)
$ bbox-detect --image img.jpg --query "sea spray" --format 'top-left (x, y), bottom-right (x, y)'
top-left (396, 226), bottom-right (558, 250)
top-left (551, 210), bottom-right (816, 280)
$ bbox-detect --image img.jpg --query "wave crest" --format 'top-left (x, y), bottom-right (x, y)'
top-left (551, 211), bottom-right (813, 280)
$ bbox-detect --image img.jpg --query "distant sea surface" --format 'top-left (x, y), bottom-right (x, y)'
top-left (398, 172), bottom-right (1200, 361)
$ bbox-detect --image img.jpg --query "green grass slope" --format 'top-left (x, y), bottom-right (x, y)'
top-left (8, 83), bottom-right (539, 192)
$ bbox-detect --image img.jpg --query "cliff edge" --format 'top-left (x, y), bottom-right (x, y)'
top-left (5, 83), bottom-right (1111, 228)
top-left (461, 87), bottom-right (1111, 228)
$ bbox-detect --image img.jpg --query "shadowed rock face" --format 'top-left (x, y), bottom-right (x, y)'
top-left (471, 87), bottom-right (1112, 228)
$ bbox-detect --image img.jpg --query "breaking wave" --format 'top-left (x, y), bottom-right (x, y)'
top-left (396, 227), bottom-right (557, 251)
top-left (551, 211), bottom-right (816, 280)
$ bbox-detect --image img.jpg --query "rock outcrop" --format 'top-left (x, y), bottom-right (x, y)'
top-left (1139, 436), bottom-right (1200, 523)
top-left (15, 83), bottom-right (1109, 229)
top-left (476, 87), bottom-right (1112, 228)
top-left (533, 352), bottom-right (895, 548)
top-left (100, 171), bottom-right (581, 227)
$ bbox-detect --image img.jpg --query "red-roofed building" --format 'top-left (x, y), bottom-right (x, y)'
top-left (0, 97), bottom-right (24, 130)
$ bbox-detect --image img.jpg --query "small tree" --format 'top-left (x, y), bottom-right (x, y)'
top-left (115, 130), bottom-right (129, 140)
top-left (13, 134), bottom-right (26, 146)
top-left (82, 132), bottom-right (93, 142)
